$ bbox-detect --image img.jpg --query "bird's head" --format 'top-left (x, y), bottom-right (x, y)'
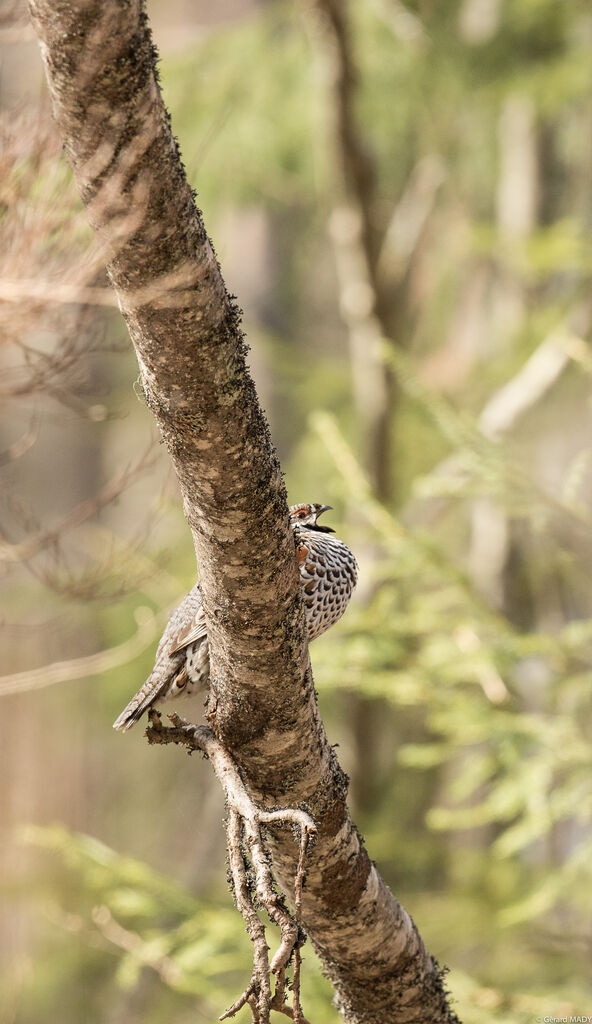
top-left (289, 503), bottom-right (335, 533)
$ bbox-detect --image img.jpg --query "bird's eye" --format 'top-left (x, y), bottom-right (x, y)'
top-left (296, 510), bottom-right (307, 519)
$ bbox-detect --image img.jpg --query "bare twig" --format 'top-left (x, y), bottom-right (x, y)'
top-left (0, 606), bottom-right (162, 697)
top-left (0, 417), bottom-right (39, 467)
top-left (90, 904), bottom-right (182, 985)
top-left (43, 899), bottom-right (181, 983)
top-left (146, 714), bottom-right (316, 838)
top-left (290, 946), bottom-right (303, 1024)
top-left (146, 712), bottom-right (315, 1024)
top-left (0, 263), bottom-right (209, 311)
top-left (221, 807), bottom-right (271, 1021)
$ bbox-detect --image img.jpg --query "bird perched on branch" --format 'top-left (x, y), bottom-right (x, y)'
top-left (113, 503), bottom-right (357, 731)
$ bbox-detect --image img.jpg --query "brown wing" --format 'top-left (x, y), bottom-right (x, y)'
top-left (167, 604), bottom-right (207, 655)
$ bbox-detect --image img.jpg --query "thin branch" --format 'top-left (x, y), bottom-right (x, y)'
top-left (293, 828), bottom-right (310, 920)
top-left (0, 263), bottom-right (209, 311)
top-left (90, 904), bottom-right (181, 986)
top-left (376, 154), bottom-right (446, 288)
top-left (478, 329), bottom-right (574, 439)
top-left (146, 712), bottom-right (315, 1024)
top-left (146, 714), bottom-right (316, 837)
top-left (221, 808), bottom-right (271, 1022)
top-left (0, 417), bottom-right (39, 467)
top-left (0, 606), bottom-right (161, 697)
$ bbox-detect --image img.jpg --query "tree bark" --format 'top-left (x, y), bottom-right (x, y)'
top-left (28, 2), bottom-right (460, 1020)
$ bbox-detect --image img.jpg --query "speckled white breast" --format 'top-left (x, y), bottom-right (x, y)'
top-left (296, 529), bottom-right (358, 641)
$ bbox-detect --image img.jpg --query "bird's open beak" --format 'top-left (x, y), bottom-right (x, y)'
top-left (314, 504), bottom-right (335, 531)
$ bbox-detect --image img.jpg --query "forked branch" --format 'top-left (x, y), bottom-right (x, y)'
top-left (146, 711), bottom-right (315, 1024)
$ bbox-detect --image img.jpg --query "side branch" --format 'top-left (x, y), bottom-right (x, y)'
top-left (146, 712), bottom-right (316, 838)
top-left (147, 712), bottom-right (314, 1024)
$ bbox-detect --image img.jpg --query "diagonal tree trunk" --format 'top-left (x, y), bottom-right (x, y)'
top-left (28, 2), bottom-right (460, 1020)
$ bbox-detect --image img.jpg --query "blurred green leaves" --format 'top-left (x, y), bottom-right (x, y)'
top-left (160, 5), bottom-right (317, 210)
top-left (17, 826), bottom-right (336, 1021)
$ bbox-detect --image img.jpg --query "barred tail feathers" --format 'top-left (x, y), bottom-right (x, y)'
top-left (112, 672), bottom-right (170, 732)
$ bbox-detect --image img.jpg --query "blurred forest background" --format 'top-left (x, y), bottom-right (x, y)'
top-left (2, 0), bottom-right (592, 1021)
